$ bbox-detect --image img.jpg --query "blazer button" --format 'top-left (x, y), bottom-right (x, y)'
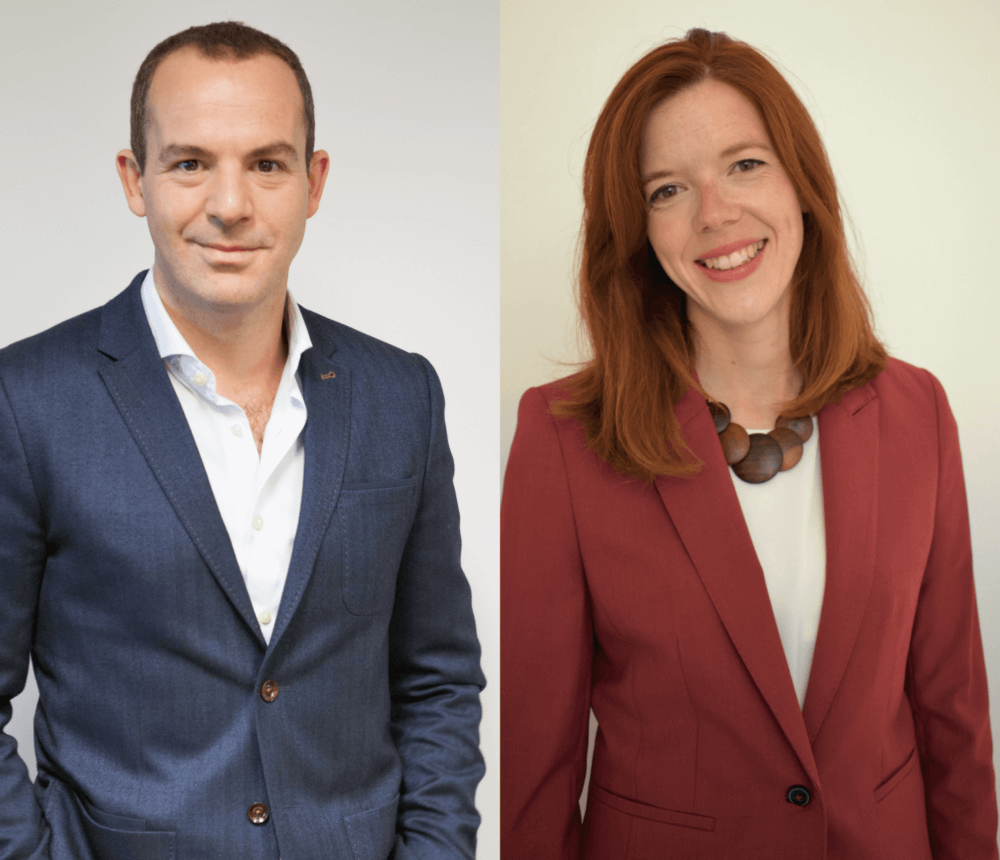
top-left (260, 680), bottom-right (279, 702)
top-left (248, 802), bottom-right (269, 824)
top-left (786, 785), bottom-right (811, 807)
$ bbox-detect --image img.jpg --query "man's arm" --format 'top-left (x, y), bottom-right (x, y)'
top-left (386, 356), bottom-right (485, 859)
top-left (0, 376), bottom-right (50, 860)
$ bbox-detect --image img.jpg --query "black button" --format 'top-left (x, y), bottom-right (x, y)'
top-left (248, 802), bottom-right (269, 824)
top-left (786, 785), bottom-right (811, 807)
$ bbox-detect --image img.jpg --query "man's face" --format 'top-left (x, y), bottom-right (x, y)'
top-left (119, 47), bottom-right (328, 319)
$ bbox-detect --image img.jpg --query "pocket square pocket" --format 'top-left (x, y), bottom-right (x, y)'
top-left (339, 481), bottom-right (420, 615)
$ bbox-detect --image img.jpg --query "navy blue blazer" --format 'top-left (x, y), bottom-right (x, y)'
top-left (0, 272), bottom-right (485, 859)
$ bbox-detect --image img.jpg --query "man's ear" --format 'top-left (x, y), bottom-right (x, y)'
top-left (306, 149), bottom-right (331, 218)
top-left (116, 150), bottom-right (146, 218)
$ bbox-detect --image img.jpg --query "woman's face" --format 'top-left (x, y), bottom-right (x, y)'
top-left (641, 79), bottom-right (804, 340)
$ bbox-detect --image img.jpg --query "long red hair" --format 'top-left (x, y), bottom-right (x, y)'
top-left (554, 28), bottom-right (886, 481)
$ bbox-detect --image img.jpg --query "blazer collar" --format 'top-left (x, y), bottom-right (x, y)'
top-left (96, 275), bottom-right (353, 651)
top-left (803, 383), bottom-right (879, 742)
top-left (655, 387), bottom-right (819, 784)
top-left (269, 309), bottom-right (351, 649)
top-left (654, 381), bottom-right (880, 782)
top-left (97, 273), bottom-right (266, 646)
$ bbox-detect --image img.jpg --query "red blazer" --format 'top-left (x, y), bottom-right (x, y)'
top-left (501, 358), bottom-right (997, 859)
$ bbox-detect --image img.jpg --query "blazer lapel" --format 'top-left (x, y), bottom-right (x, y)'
top-left (655, 388), bottom-right (819, 786)
top-left (268, 309), bottom-right (351, 648)
top-left (97, 274), bottom-right (265, 646)
top-left (802, 383), bottom-right (879, 742)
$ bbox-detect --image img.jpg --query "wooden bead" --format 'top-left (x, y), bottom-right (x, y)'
top-left (775, 414), bottom-right (813, 443)
top-left (768, 427), bottom-right (804, 471)
top-left (719, 422), bottom-right (750, 464)
top-left (731, 433), bottom-right (783, 483)
top-left (707, 400), bottom-right (731, 434)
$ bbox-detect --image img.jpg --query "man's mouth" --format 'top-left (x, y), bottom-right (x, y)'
top-left (697, 239), bottom-right (766, 271)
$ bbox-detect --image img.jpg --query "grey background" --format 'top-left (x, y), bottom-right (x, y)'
top-left (0, 1), bottom-right (499, 855)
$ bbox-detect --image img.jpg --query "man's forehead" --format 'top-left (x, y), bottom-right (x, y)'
top-left (149, 49), bottom-right (297, 111)
top-left (146, 47), bottom-right (306, 148)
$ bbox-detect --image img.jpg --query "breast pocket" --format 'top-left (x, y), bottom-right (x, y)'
top-left (339, 480), bottom-right (420, 615)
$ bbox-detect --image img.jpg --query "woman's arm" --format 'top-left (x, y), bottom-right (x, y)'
top-left (907, 371), bottom-right (997, 860)
top-left (501, 386), bottom-right (594, 859)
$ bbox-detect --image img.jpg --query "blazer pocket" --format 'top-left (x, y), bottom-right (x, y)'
top-left (590, 784), bottom-right (716, 831)
top-left (65, 782), bottom-right (177, 860)
top-left (344, 794), bottom-right (399, 860)
top-left (339, 480), bottom-right (420, 615)
top-left (873, 746), bottom-right (919, 803)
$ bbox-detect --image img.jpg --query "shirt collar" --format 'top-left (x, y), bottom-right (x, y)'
top-left (139, 268), bottom-right (313, 399)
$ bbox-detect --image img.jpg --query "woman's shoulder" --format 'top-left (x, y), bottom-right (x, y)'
top-left (835, 357), bottom-right (955, 435)
top-left (517, 373), bottom-right (582, 417)
top-left (869, 357), bottom-right (950, 408)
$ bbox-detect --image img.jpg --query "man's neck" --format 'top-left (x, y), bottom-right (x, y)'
top-left (155, 279), bottom-right (290, 453)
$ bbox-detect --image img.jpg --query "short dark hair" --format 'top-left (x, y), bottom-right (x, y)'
top-left (130, 21), bottom-right (315, 174)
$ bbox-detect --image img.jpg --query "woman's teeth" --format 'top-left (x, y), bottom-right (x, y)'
top-left (700, 240), bottom-right (765, 271)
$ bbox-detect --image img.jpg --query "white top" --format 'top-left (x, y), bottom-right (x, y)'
top-left (730, 423), bottom-right (826, 709)
top-left (140, 269), bottom-right (311, 644)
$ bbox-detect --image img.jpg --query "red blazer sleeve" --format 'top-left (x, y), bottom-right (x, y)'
top-left (907, 373), bottom-right (997, 859)
top-left (501, 386), bottom-right (592, 859)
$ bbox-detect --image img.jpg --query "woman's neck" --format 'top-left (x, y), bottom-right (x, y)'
top-left (693, 319), bottom-right (800, 430)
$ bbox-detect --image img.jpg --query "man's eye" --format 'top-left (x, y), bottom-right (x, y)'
top-left (257, 160), bottom-right (279, 173)
top-left (177, 160), bottom-right (199, 172)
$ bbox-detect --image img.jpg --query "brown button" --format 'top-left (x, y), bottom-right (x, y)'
top-left (260, 680), bottom-right (279, 702)
top-left (248, 802), bottom-right (269, 824)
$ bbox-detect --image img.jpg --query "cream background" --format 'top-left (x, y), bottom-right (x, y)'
top-left (1, 1), bottom-right (498, 855)
top-left (501, 0), bottom-right (1000, 808)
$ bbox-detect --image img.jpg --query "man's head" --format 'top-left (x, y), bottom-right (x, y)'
top-left (130, 22), bottom-right (315, 175)
top-left (116, 23), bottom-right (328, 323)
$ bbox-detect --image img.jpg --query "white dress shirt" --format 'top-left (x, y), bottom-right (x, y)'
top-left (141, 269), bottom-right (310, 644)
top-left (730, 422), bottom-right (826, 709)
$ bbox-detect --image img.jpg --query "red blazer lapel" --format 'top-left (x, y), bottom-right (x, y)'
top-left (655, 388), bottom-right (818, 787)
top-left (803, 383), bottom-right (880, 741)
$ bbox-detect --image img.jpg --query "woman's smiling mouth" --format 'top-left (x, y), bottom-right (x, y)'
top-left (695, 239), bottom-right (768, 283)
top-left (697, 239), bottom-right (766, 271)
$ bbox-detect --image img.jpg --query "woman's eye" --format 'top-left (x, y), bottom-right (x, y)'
top-left (649, 184), bottom-right (679, 203)
top-left (733, 158), bottom-right (764, 173)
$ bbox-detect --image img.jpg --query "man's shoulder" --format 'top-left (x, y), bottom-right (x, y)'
top-left (0, 305), bottom-right (105, 379)
top-left (298, 305), bottom-right (434, 382)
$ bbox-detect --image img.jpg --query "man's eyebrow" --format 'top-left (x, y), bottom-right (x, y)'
top-left (156, 142), bottom-right (300, 165)
top-left (247, 142), bottom-right (299, 163)
top-left (157, 144), bottom-right (212, 165)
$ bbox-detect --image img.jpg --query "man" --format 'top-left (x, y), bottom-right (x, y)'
top-left (0, 21), bottom-right (484, 859)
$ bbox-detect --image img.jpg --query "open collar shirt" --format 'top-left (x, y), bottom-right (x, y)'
top-left (140, 269), bottom-right (311, 644)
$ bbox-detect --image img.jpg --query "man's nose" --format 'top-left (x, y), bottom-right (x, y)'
top-left (205, 166), bottom-right (252, 225)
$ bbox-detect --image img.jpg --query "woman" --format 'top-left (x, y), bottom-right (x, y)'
top-left (501, 28), bottom-right (996, 859)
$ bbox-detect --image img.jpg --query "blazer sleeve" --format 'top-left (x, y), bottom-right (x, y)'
top-left (501, 387), bottom-right (593, 859)
top-left (906, 372), bottom-right (998, 859)
top-left (386, 355), bottom-right (486, 860)
top-left (0, 379), bottom-right (51, 859)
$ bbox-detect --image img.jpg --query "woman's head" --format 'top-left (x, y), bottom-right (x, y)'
top-left (640, 77), bottom-right (806, 341)
top-left (558, 29), bottom-right (885, 481)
